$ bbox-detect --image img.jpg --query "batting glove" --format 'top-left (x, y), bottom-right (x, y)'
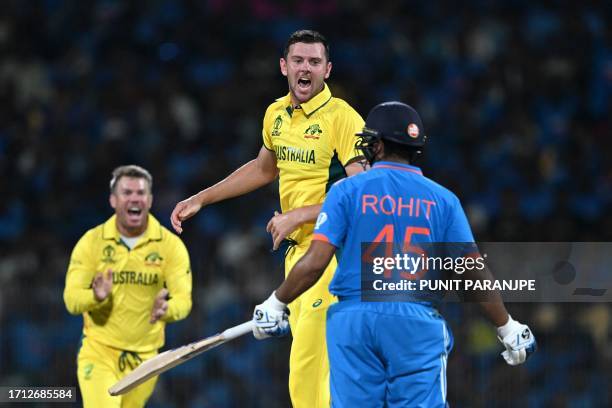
top-left (253, 292), bottom-right (290, 340)
top-left (497, 315), bottom-right (537, 366)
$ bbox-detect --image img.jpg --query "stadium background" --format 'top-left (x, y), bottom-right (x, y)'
top-left (0, 0), bottom-right (610, 406)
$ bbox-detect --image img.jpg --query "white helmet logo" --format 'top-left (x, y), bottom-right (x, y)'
top-left (407, 123), bottom-right (420, 138)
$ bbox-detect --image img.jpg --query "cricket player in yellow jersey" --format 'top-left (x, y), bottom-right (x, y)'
top-left (64, 165), bottom-right (192, 408)
top-left (171, 30), bottom-right (364, 407)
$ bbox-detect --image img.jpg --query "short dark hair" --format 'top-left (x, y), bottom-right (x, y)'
top-left (110, 165), bottom-right (153, 193)
top-left (284, 30), bottom-right (330, 61)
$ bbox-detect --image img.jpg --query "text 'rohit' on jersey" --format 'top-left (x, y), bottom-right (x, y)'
top-left (313, 161), bottom-right (475, 301)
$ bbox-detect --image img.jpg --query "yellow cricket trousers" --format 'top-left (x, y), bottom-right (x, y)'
top-left (77, 336), bottom-right (158, 408)
top-left (285, 243), bottom-right (337, 408)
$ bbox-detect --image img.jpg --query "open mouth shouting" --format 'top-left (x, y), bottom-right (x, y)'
top-left (126, 206), bottom-right (144, 223)
top-left (297, 77), bottom-right (312, 91)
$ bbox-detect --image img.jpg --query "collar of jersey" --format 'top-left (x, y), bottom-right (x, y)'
top-left (373, 161), bottom-right (423, 175)
top-left (278, 83), bottom-right (332, 117)
top-left (102, 214), bottom-right (163, 244)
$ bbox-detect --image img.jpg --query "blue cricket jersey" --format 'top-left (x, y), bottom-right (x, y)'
top-left (313, 161), bottom-right (475, 301)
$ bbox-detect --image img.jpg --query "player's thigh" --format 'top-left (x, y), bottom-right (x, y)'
top-left (287, 249), bottom-right (336, 371)
top-left (302, 253), bottom-right (337, 310)
top-left (378, 305), bottom-right (452, 407)
top-left (77, 338), bottom-right (121, 408)
top-left (121, 375), bottom-right (158, 408)
top-left (287, 295), bottom-right (301, 333)
top-left (285, 246), bottom-right (303, 330)
top-left (326, 303), bottom-right (385, 408)
top-left (119, 348), bottom-right (158, 408)
top-left (289, 305), bottom-right (329, 367)
top-left (288, 307), bottom-right (331, 408)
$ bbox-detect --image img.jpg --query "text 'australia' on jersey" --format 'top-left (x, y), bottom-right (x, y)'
top-left (262, 83), bottom-right (364, 245)
top-left (64, 214), bottom-right (192, 352)
top-left (313, 162), bottom-right (475, 302)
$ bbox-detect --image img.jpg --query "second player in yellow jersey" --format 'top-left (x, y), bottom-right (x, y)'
top-left (64, 165), bottom-right (192, 408)
top-left (262, 82), bottom-right (363, 245)
top-left (262, 81), bottom-right (363, 407)
top-left (170, 30), bottom-right (364, 408)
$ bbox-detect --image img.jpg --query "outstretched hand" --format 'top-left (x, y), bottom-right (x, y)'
top-left (93, 269), bottom-right (113, 301)
top-left (150, 288), bottom-right (169, 323)
top-left (266, 210), bottom-right (303, 251)
top-left (170, 195), bottom-right (203, 234)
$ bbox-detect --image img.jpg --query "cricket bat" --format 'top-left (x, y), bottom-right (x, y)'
top-left (108, 320), bottom-right (254, 396)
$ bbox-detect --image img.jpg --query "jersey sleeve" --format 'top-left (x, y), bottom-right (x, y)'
top-left (63, 232), bottom-right (110, 315)
top-left (334, 105), bottom-right (365, 166)
top-left (262, 105), bottom-right (274, 151)
top-left (313, 181), bottom-right (350, 248)
top-left (444, 195), bottom-right (475, 243)
top-left (161, 236), bottom-right (193, 322)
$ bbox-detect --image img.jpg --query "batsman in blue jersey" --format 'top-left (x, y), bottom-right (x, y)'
top-left (253, 102), bottom-right (537, 407)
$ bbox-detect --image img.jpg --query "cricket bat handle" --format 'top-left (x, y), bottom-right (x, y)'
top-left (221, 320), bottom-right (254, 341)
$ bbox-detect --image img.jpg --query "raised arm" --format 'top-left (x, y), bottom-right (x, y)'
top-left (170, 146), bottom-right (278, 233)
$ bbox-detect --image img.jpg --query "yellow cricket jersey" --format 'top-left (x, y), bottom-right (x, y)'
top-left (262, 83), bottom-right (364, 244)
top-left (64, 214), bottom-right (192, 352)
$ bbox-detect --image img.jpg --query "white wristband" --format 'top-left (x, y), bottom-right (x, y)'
top-left (497, 315), bottom-right (520, 338)
top-left (266, 291), bottom-right (287, 311)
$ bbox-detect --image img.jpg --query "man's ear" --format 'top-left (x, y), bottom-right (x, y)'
top-left (375, 141), bottom-right (385, 160)
top-left (324, 61), bottom-right (332, 79)
top-left (109, 194), bottom-right (117, 209)
top-left (280, 58), bottom-right (288, 77)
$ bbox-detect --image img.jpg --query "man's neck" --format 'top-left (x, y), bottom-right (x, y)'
top-left (290, 94), bottom-right (302, 109)
top-left (116, 223), bottom-right (147, 238)
top-left (377, 155), bottom-right (412, 166)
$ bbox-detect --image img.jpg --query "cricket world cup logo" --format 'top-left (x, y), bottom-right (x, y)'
top-left (102, 245), bottom-right (116, 264)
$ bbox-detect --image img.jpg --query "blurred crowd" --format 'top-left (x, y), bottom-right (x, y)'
top-left (0, 0), bottom-right (610, 407)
